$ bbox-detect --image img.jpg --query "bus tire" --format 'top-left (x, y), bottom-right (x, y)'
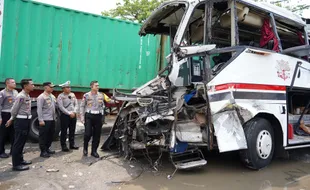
top-left (239, 117), bottom-right (275, 170)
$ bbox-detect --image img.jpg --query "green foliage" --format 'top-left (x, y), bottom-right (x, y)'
top-left (102, 0), bottom-right (164, 23)
top-left (102, 0), bottom-right (309, 22)
top-left (254, 0), bottom-right (309, 16)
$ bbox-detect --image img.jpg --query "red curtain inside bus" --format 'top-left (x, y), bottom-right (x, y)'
top-left (260, 18), bottom-right (280, 52)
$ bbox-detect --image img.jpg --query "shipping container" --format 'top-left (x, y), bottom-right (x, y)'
top-left (0, 0), bottom-right (170, 92)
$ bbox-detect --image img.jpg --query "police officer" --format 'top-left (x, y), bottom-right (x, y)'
top-left (6, 79), bottom-right (34, 171)
top-left (0, 78), bottom-right (18, 158)
top-left (37, 82), bottom-right (56, 158)
top-left (80, 81), bottom-right (117, 158)
top-left (57, 81), bottom-right (79, 152)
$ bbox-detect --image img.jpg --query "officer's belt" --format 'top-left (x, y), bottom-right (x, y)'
top-left (16, 115), bottom-right (32, 119)
top-left (1, 109), bottom-right (11, 113)
top-left (86, 110), bottom-right (102, 114)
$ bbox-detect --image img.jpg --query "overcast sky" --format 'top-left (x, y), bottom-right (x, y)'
top-left (34, 0), bottom-right (309, 18)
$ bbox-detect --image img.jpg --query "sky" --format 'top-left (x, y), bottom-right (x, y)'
top-left (34, 0), bottom-right (310, 18)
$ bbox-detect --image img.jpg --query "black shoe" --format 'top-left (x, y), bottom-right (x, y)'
top-left (70, 145), bottom-right (79, 150)
top-left (21, 160), bottom-right (32, 165)
top-left (13, 165), bottom-right (29, 171)
top-left (0, 153), bottom-right (9, 158)
top-left (62, 146), bottom-right (70, 152)
top-left (47, 149), bottom-right (55, 154)
top-left (83, 149), bottom-right (88, 156)
top-left (40, 152), bottom-right (50, 158)
top-left (91, 152), bottom-right (99, 158)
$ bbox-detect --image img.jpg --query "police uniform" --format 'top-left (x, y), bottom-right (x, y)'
top-left (10, 90), bottom-right (32, 170)
top-left (0, 88), bottom-right (18, 158)
top-left (80, 92), bottom-right (105, 158)
top-left (57, 81), bottom-right (79, 151)
top-left (37, 83), bottom-right (56, 157)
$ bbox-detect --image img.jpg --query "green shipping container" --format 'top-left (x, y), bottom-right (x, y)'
top-left (0, 0), bottom-right (169, 91)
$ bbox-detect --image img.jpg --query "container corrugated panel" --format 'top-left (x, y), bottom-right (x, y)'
top-left (0, 0), bottom-right (161, 91)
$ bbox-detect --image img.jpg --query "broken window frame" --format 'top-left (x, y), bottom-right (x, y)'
top-left (304, 26), bottom-right (310, 45)
top-left (270, 13), bottom-right (283, 52)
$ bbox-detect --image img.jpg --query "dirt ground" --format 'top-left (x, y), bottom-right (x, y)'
top-left (1, 119), bottom-right (310, 190)
top-left (0, 132), bottom-right (139, 190)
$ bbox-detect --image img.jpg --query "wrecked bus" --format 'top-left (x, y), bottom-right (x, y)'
top-left (102, 0), bottom-right (310, 172)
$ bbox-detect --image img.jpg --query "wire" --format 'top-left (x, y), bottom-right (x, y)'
top-left (108, 157), bottom-right (145, 184)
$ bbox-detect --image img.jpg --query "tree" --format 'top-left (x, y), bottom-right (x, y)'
top-left (254, 0), bottom-right (310, 16)
top-left (102, 0), bottom-right (164, 23)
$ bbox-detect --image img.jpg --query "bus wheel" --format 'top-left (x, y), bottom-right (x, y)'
top-left (239, 117), bottom-right (275, 170)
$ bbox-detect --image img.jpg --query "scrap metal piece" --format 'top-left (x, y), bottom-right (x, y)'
top-left (175, 120), bottom-right (203, 143)
top-left (213, 109), bottom-right (247, 152)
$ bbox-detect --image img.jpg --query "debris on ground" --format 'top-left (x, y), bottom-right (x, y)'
top-left (46, 169), bottom-right (59, 172)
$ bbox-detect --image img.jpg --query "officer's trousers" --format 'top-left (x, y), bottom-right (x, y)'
top-left (0, 112), bottom-right (14, 154)
top-left (60, 114), bottom-right (77, 148)
top-left (39, 121), bottom-right (55, 153)
top-left (12, 118), bottom-right (30, 167)
top-left (84, 113), bottom-right (102, 152)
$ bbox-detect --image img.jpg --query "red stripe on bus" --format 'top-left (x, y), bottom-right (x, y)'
top-left (214, 83), bottom-right (286, 91)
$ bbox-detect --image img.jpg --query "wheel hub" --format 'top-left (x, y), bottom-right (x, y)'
top-left (256, 130), bottom-right (272, 159)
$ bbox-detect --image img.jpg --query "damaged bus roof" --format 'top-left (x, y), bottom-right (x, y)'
top-left (139, 0), bottom-right (306, 36)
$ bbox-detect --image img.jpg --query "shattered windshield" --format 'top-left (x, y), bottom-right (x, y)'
top-left (139, 2), bottom-right (188, 36)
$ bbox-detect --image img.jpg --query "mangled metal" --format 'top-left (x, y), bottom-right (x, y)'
top-left (102, 0), bottom-right (310, 173)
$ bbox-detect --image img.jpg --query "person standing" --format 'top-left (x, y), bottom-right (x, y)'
top-left (57, 81), bottom-right (79, 152)
top-left (80, 81), bottom-right (105, 158)
top-left (6, 79), bottom-right (34, 171)
top-left (37, 82), bottom-right (56, 158)
top-left (0, 78), bottom-right (18, 158)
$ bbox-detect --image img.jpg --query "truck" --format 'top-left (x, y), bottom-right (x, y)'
top-left (0, 0), bottom-right (170, 141)
top-left (102, 0), bottom-right (310, 174)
